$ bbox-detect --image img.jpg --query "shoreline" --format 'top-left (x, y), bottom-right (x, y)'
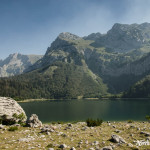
top-left (17, 97), bottom-right (150, 103)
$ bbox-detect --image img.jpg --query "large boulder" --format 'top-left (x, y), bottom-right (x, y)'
top-left (0, 97), bottom-right (27, 125)
top-left (26, 114), bottom-right (42, 128)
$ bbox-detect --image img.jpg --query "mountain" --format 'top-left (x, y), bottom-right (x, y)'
top-left (1, 23), bottom-right (150, 99)
top-left (90, 22), bottom-right (150, 53)
top-left (0, 53), bottom-right (43, 77)
top-left (0, 32), bottom-right (108, 99)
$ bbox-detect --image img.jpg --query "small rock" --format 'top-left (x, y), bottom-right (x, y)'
top-left (127, 143), bottom-right (133, 147)
top-left (0, 124), bottom-right (4, 129)
top-left (115, 130), bottom-right (121, 133)
top-left (146, 137), bottom-right (150, 141)
top-left (68, 123), bottom-right (73, 127)
top-left (82, 127), bottom-right (88, 131)
top-left (140, 131), bottom-right (150, 136)
top-left (93, 141), bottom-right (99, 145)
top-left (100, 146), bottom-right (113, 150)
top-left (85, 140), bottom-right (89, 144)
top-left (59, 144), bottom-right (67, 149)
top-left (111, 134), bottom-right (126, 144)
top-left (70, 147), bottom-right (76, 150)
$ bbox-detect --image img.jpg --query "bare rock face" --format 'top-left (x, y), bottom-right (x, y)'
top-left (27, 114), bottom-right (42, 128)
top-left (0, 97), bottom-right (27, 124)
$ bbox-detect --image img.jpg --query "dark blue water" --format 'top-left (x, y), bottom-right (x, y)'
top-left (19, 99), bottom-right (150, 123)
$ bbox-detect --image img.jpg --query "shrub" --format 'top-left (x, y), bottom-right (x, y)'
top-left (46, 143), bottom-right (54, 148)
top-left (1, 115), bottom-right (16, 125)
top-left (8, 126), bottom-right (18, 131)
top-left (128, 120), bottom-right (134, 123)
top-left (145, 115), bottom-right (150, 122)
top-left (86, 118), bottom-right (103, 127)
top-left (12, 113), bottom-right (26, 125)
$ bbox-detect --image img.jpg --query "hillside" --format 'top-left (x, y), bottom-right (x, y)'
top-left (123, 75), bottom-right (150, 98)
top-left (1, 23), bottom-right (150, 99)
top-left (0, 53), bottom-right (43, 77)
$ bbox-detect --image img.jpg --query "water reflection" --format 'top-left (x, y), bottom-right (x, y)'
top-left (19, 99), bottom-right (150, 122)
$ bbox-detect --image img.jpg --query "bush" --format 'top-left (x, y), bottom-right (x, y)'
top-left (86, 118), bottom-right (103, 127)
top-left (12, 113), bottom-right (26, 125)
top-left (145, 115), bottom-right (150, 122)
top-left (8, 126), bottom-right (18, 131)
top-left (1, 115), bottom-right (16, 125)
top-left (46, 143), bottom-right (54, 148)
top-left (127, 120), bottom-right (134, 123)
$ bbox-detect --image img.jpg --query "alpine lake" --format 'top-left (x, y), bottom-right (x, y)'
top-left (19, 98), bottom-right (150, 123)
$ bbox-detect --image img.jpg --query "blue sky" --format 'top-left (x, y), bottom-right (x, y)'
top-left (1, 0), bottom-right (150, 59)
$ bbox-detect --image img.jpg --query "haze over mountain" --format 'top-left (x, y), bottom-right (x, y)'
top-left (0, 23), bottom-right (150, 99)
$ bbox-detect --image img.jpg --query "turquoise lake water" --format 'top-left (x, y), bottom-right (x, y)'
top-left (19, 99), bottom-right (150, 123)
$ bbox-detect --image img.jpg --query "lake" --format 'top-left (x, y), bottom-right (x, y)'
top-left (19, 99), bottom-right (150, 123)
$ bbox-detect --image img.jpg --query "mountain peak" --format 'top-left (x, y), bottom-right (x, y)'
top-left (58, 32), bottom-right (80, 40)
top-left (9, 53), bottom-right (20, 58)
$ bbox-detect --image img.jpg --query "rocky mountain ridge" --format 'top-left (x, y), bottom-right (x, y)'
top-left (1, 23), bottom-right (150, 98)
top-left (0, 53), bottom-right (43, 77)
top-left (91, 22), bottom-right (150, 53)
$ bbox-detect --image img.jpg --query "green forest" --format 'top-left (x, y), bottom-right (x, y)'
top-left (0, 62), bottom-right (107, 100)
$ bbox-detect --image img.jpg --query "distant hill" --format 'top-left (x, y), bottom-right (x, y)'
top-left (123, 75), bottom-right (150, 98)
top-left (0, 53), bottom-right (43, 77)
top-left (1, 23), bottom-right (150, 99)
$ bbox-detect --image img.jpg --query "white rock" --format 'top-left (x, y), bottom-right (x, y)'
top-left (0, 97), bottom-right (27, 123)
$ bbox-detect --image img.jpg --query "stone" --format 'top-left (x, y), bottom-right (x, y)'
top-left (92, 141), bottom-right (99, 145)
top-left (26, 114), bottom-right (42, 128)
top-left (0, 97), bottom-right (27, 124)
top-left (70, 147), bottom-right (76, 150)
top-left (41, 126), bottom-right (55, 133)
top-left (68, 123), bottom-right (73, 127)
top-left (59, 144), bottom-right (67, 149)
top-left (100, 146), bottom-right (113, 150)
top-left (127, 143), bottom-right (133, 147)
top-left (0, 124), bottom-right (4, 129)
top-left (115, 130), bottom-right (121, 133)
top-left (111, 134), bottom-right (126, 144)
top-left (48, 148), bottom-right (54, 150)
top-left (18, 136), bottom-right (35, 142)
top-left (82, 126), bottom-right (88, 131)
top-left (140, 131), bottom-right (150, 136)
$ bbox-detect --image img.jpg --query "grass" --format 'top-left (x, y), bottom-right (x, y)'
top-left (8, 126), bottom-right (18, 131)
top-left (0, 121), bottom-right (150, 149)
